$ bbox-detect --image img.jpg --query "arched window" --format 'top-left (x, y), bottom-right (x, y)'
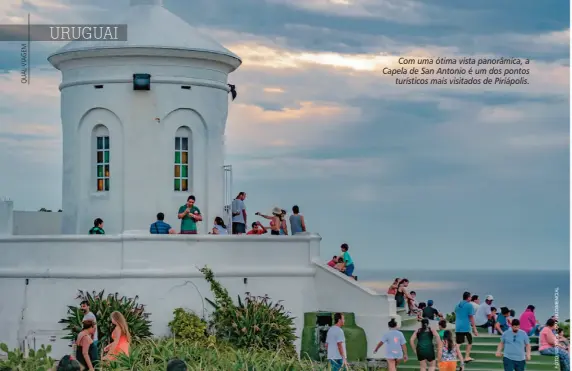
top-left (93, 125), bottom-right (110, 192)
top-left (174, 126), bottom-right (191, 191)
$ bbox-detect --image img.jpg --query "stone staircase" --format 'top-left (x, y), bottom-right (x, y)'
top-left (398, 320), bottom-right (556, 370)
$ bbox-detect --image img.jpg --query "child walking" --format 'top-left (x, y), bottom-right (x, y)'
top-left (438, 330), bottom-right (464, 371)
top-left (374, 319), bottom-right (408, 371)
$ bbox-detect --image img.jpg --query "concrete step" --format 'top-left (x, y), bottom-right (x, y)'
top-left (465, 359), bottom-right (556, 370)
top-left (401, 316), bottom-right (420, 327)
top-left (461, 342), bottom-right (539, 352)
top-left (468, 350), bottom-right (550, 362)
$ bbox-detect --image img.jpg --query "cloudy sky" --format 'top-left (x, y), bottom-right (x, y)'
top-left (0, 0), bottom-right (569, 270)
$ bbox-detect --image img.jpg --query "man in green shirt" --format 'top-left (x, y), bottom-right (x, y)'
top-left (178, 195), bottom-right (202, 234)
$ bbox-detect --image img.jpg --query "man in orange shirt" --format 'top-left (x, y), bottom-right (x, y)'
top-left (247, 221), bottom-right (267, 235)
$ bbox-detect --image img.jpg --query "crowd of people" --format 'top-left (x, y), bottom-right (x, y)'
top-left (378, 286), bottom-right (571, 371)
top-left (87, 192), bottom-right (308, 236)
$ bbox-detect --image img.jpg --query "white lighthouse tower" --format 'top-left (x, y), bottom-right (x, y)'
top-left (48, 0), bottom-right (241, 234)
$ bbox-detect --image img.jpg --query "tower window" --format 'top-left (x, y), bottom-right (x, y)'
top-left (96, 134), bottom-right (110, 191)
top-left (174, 127), bottom-right (191, 191)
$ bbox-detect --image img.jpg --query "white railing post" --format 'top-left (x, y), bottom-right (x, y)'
top-left (223, 165), bottom-right (233, 231)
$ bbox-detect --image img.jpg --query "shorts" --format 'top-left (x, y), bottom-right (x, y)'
top-left (345, 264), bottom-right (355, 276)
top-left (270, 230), bottom-right (280, 235)
top-left (455, 332), bottom-right (472, 345)
top-left (180, 230), bottom-right (197, 234)
top-left (438, 361), bottom-right (457, 371)
top-left (417, 349), bottom-right (435, 362)
top-left (328, 359), bottom-right (346, 371)
top-left (232, 222), bottom-right (246, 234)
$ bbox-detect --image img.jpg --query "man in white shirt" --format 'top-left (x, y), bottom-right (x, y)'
top-left (470, 295), bottom-right (480, 313)
top-left (80, 300), bottom-right (98, 348)
top-left (326, 313), bottom-right (348, 371)
top-left (231, 192), bottom-right (247, 234)
top-left (475, 295), bottom-right (495, 331)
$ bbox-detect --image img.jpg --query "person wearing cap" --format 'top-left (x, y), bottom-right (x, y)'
top-left (475, 295), bottom-right (495, 331)
top-left (422, 299), bottom-right (443, 320)
top-left (255, 207), bottom-right (283, 235)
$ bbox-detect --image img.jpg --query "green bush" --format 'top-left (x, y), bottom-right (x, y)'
top-left (168, 308), bottom-right (211, 343)
top-left (0, 343), bottom-right (54, 371)
top-left (560, 319), bottom-right (570, 338)
top-left (105, 338), bottom-right (361, 370)
top-left (58, 289), bottom-right (153, 349)
top-left (1, 339), bottom-right (381, 370)
top-left (445, 312), bottom-right (456, 324)
top-left (199, 266), bottom-right (297, 356)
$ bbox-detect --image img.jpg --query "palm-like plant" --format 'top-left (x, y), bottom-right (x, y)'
top-left (200, 266), bottom-right (297, 356)
top-left (59, 290), bottom-right (153, 349)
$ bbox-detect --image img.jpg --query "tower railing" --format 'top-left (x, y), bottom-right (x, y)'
top-left (223, 165), bottom-right (233, 230)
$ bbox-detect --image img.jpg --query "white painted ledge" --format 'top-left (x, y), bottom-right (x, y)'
top-left (0, 266), bottom-right (316, 279)
top-left (312, 259), bottom-right (386, 297)
top-left (0, 233), bottom-right (322, 243)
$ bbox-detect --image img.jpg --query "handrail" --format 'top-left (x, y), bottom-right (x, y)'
top-left (312, 258), bottom-right (387, 297)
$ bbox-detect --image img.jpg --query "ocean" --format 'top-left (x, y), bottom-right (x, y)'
top-left (359, 269), bottom-right (570, 322)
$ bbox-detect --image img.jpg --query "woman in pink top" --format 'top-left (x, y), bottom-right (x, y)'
top-left (519, 305), bottom-right (539, 336)
top-left (103, 311), bottom-right (131, 361)
top-left (539, 318), bottom-right (569, 371)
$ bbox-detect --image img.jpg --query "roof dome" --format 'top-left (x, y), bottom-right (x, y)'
top-left (49, 0), bottom-right (240, 69)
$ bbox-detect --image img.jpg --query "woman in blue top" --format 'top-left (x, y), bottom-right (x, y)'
top-left (211, 217), bottom-right (228, 235)
top-left (340, 243), bottom-right (356, 280)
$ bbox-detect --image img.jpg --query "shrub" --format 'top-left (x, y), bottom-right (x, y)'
top-left (0, 343), bottom-right (54, 371)
top-left (168, 308), bottom-right (210, 342)
top-left (59, 289), bottom-right (153, 348)
top-left (560, 319), bottom-right (570, 338)
top-left (199, 266), bottom-right (297, 356)
top-left (445, 312), bottom-right (456, 324)
top-left (105, 338), bottom-right (346, 370)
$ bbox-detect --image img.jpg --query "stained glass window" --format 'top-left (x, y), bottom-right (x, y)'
top-left (96, 135), bottom-right (110, 192)
top-left (174, 135), bottom-right (190, 191)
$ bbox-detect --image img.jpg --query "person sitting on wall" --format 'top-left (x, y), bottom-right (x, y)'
top-left (387, 278), bottom-right (400, 295)
top-left (327, 256), bottom-right (338, 268)
top-left (150, 212), bottom-right (175, 234)
top-left (88, 218), bottom-right (105, 234)
top-left (246, 221), bottom-right (268, 235)
top-left (340, 243), bottom-right (356, 280)
top-left (416, 302), bottom-right (427, 320)
top-left (334, 257), bottom-right (346, 272)
top-left (177, 195), bottom-right (202, 234)
top-left (408, 291), bottom-right (421, 316)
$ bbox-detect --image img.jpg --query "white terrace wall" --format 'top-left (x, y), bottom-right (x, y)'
top-left (0, 234), bottom-right (392, 360)
top-left (12, 211), bottom-right (62, 235)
